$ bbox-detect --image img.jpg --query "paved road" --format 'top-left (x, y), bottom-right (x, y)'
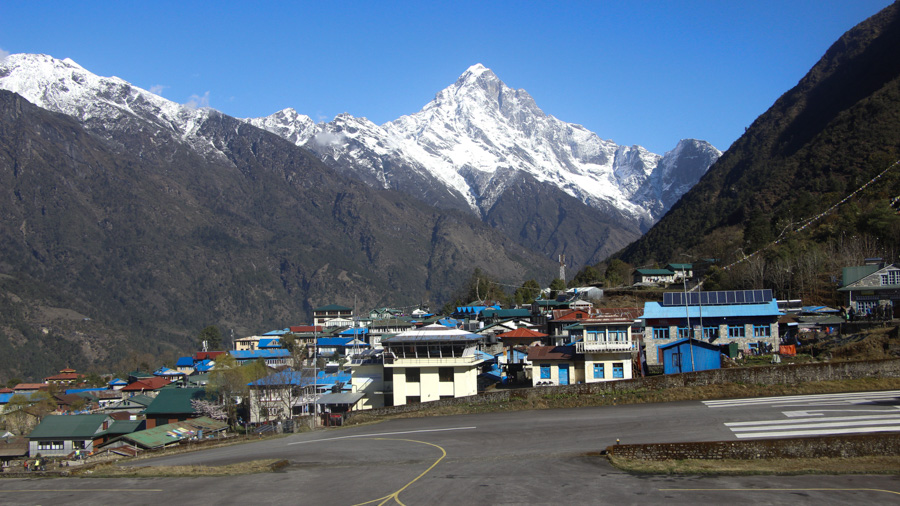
top-left (4, 391), bottom-right (900, 505)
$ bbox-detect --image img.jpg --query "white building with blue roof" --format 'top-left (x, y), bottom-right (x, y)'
top-left (640, 289), bottom-right (781, 365)
top-left (376, 324), bottom-right (486, 406)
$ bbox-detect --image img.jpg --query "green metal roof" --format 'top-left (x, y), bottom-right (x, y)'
top-left (635, 268), bottom-right (674, 275)
top-left (107, 417), bottom-right (227, 449)
top-left (482, 308), bottom-right (531, 318)
top-left (315, 304), bottom-right (352, 311)
top-left (142, 388), bottom-right (210, 415)
top-left (841, 265), bottom-right (880, 287)
top-left (534, 300), bottom-right (568, 307)
top-left (29, 414), bottom-right (111, 439)
top-left (125, 394), bottom-right (154, 407)
top-left (97, 420), bottom-right (143, 437)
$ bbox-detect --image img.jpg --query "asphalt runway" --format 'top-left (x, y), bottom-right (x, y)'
top-left (3, 391), bottom-right (899, 504)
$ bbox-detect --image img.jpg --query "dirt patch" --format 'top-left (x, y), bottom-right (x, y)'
top-left (77, 459), bottom-right (288, 477)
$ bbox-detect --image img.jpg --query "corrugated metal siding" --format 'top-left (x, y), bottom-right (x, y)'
top-left (662, 340), bottom-right (721, 374)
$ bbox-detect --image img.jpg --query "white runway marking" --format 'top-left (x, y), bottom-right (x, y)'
top-left (703, 390), bottom-right (900, 408)
top-left (287, 426), bottom-right (477, 445)
top-left (706, 391), bottom-right (900, 438)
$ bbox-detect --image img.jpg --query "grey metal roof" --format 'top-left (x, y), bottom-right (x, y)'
top-left (315, 392), bottom-right (365, 405)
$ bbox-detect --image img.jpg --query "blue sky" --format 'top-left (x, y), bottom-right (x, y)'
top-left (0, 1), bottom-right (893, 154)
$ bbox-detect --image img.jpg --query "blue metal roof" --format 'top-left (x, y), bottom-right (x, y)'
top-left (64, 387), bottom-right (107, 395)
top-left (339, 327), bottom-right (368, 335)
top-left (248, 370), bottom-right (314, 387)
top-left (230, 349), bottom-right (291, 359)
top-left (640, 299), bottom-right (780, 319)
top-left (262, 328), bottom-right (290, 336)
top-left (108, 378), bottom-right (128, 386)
top-left (317, 337), bottom-right (354, 347)
top-left (175, 357), bottom-right (194, 367)
top-left (194, 359), bottom-right (215, 372)
top-left (474, 350), bottom-right (495, 361)
top-left (257, 338), bottom-right (283, 348)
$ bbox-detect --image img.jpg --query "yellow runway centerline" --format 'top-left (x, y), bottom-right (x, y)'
top-left (353, 438), bottom-right (447, 506)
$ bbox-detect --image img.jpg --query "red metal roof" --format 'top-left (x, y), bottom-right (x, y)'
top-left (498, 327), bottom-right (547, 339)
top-left (13, 383), bottom-right (49, 390)
top-left (44, 372), bottom-right (85, 381)
top-left (193, 351), bottom-right (227, 361)
top-left (289, 325), bottom-right (324, 333)
top-left (121, 377), bottom-right (171, 391)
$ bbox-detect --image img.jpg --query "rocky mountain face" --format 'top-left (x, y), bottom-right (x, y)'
top-left (618, 2), bottom-right (900, 267)
top-left (247, 64), bottom-right (721, 267)
top-left (0, 52), bottom-right (719, 379)
top-left (0, 84), bottom-right (554, 381)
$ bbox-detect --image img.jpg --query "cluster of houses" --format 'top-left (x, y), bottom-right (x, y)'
top-left (2, 259), bottom-right (898, 467)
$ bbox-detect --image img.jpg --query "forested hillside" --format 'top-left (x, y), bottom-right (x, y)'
top-left (613, 2), bottom-right (900, 302)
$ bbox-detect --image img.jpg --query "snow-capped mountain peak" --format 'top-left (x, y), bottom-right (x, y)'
top-left (243, 63), bottom-right (719, 225)
top-left (0, 53), bottom-right (720, 265)
top-left (0, 53), bottom-right (220, 154)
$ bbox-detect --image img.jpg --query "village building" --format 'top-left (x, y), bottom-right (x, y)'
top-left (313, 304), bottom-right (354, 327)
top-left (640, 289), bottom-right (781, 365)
top-left (377, 324), bottom-right (486, 406)
top-left (838, 261), bottom-right (900, 318)
top-left (27, 413), bottom-right (115, 458)
top-left (528, 345), bottom-right (582, 386)
top-left (43, 368), bottom-right (85, 386)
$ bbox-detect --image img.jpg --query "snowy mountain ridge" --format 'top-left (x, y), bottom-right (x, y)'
top-left (0, 53), bottom-right (226, 159)
top-left (0, 53), bottom-right (721, 261)
top-left (246, 63), bottom-right (721, 224)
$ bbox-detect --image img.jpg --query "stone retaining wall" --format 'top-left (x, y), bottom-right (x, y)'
top-left (348, 358), bottom-right (900, 419)
top-left (608, 433), bottom-right (900, 460)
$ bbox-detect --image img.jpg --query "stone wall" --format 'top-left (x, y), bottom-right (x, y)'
top-left (608, 433), bottom-right (900, 460)
top-left (348, 358), bottom-right (900, 420)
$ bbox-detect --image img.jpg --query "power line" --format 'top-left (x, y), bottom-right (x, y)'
top-left (722, 158), bottom-right (900, 271)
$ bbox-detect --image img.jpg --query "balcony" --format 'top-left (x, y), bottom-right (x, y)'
top-left (576, 340), bottom-right (634, 353)
top-left (384, 356), bottom-right (482, 366)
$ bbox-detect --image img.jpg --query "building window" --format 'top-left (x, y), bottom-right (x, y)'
top-left (677, 327), bottom-right (691, 339)
top-left (672, 352), bottom-right (682, 368)
top-left (702, 326), bottom-right (718, 340)
top-left (881, 270), bottom-right (900, 285)
top-left (653, 328), bottom-right (670, 340)
top-left (406, 368), bottom-right (420, 383)
top-left (540, 364), bottom-right (551, 379)
top-left (753, 324), bottom-right (771, 337)
top-left (406, 396), bottom-right (421, 404)
top-left (612, 363), bottom-right (624, 379)
top-left (593, 363), bottom-right (605, 379)
top-left (38, 441), bottom-right (64, 450)
top-left (438, 367), bottom-right (454, 382)
top-left (856, 300), bottom-right (878, 314)
top-left (609, 328), bottom-right (627, 341)
top-left (728, 325), bottom-right (745, 338)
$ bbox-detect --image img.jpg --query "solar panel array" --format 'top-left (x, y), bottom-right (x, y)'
top-left (662, 289), bottom-right (773, 307)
